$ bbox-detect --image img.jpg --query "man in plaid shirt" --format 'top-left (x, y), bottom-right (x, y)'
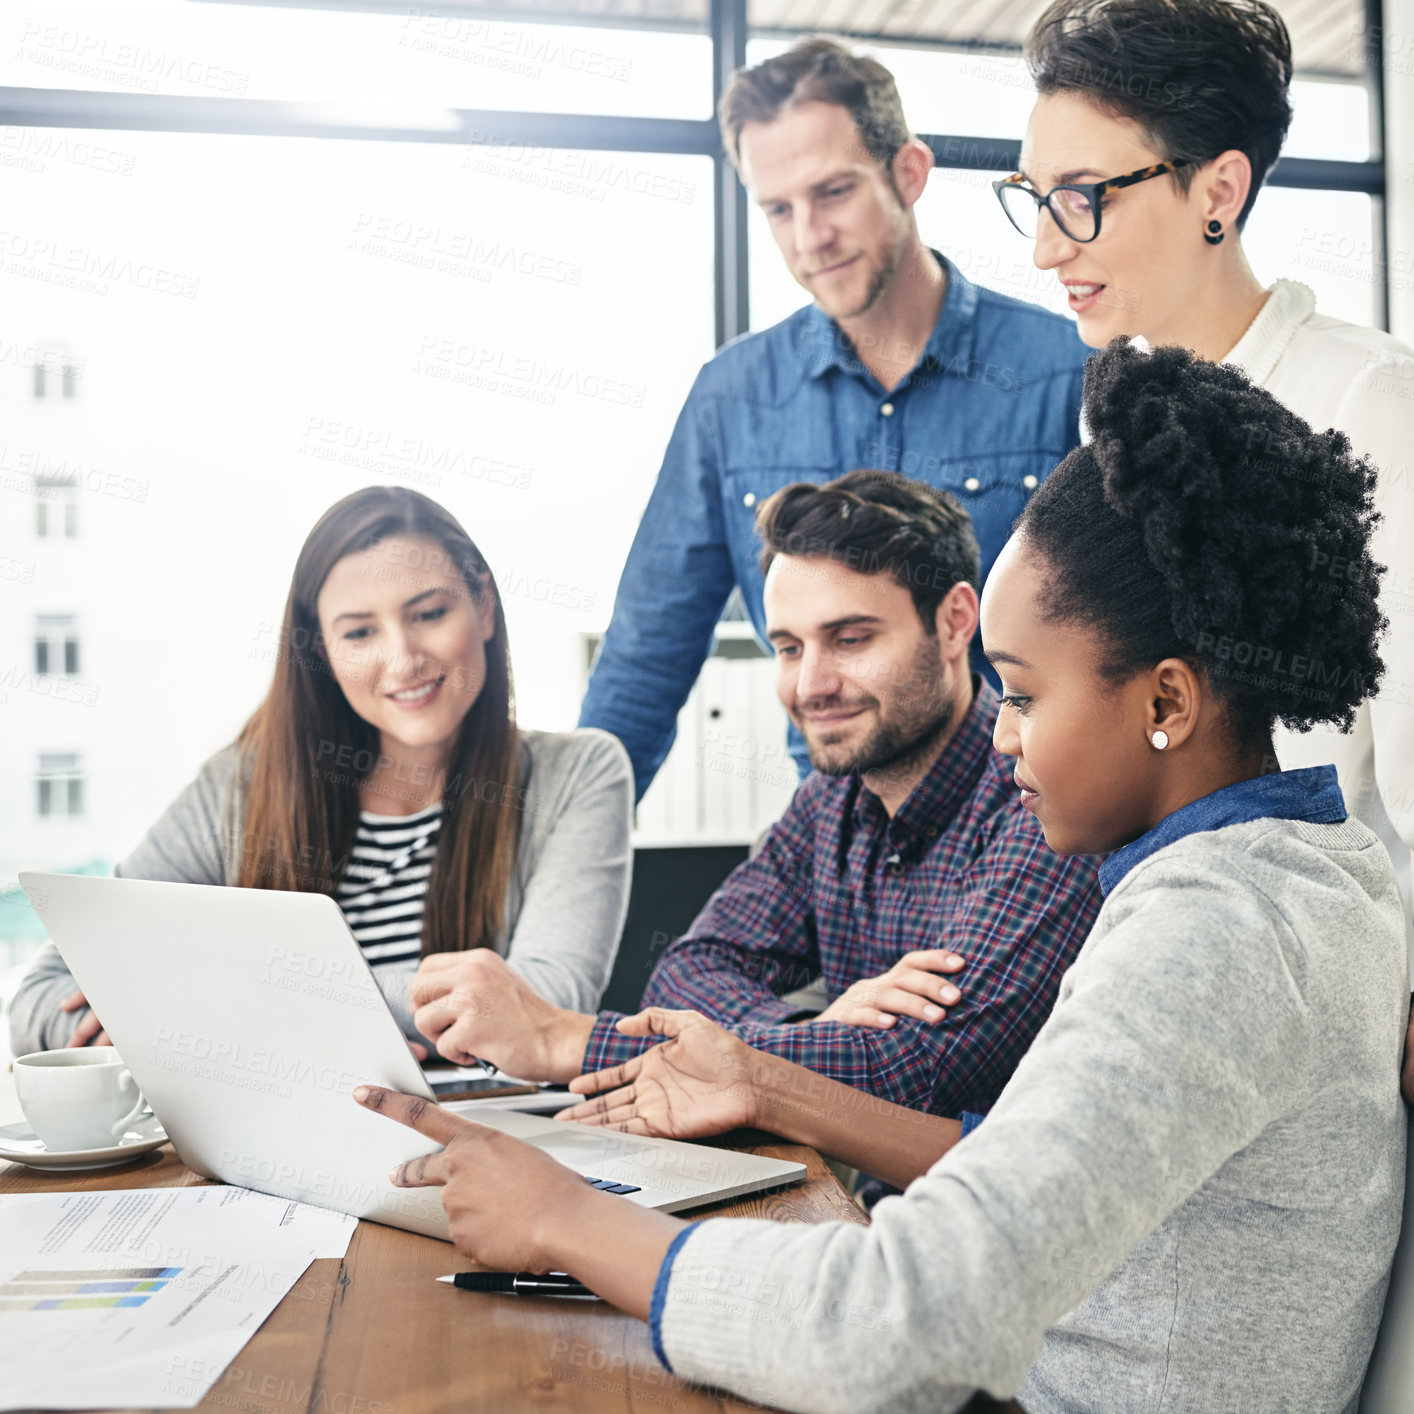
top-left (409, 473), bottom-right (1101, 1122)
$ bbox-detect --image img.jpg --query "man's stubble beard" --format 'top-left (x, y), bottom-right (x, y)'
top-left (804, 634), bottom-right (956, 780)
top-left (815, 214), bottom-right (908, 322)
top-left (825, 244), bottom-right (904, 322)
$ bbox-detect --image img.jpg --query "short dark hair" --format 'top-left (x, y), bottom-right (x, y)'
top-left (718, 36), bottom-right (911, 174)
top-left (1025, 0), bottom-right (1293, 229)
top-left (756, 470), bottom-right (980, 632)
top-left (1017, 339), bottom-right (1385, 745)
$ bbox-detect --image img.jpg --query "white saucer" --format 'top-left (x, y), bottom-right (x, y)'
top-left (0, 1113), bottom-right (169, 1171)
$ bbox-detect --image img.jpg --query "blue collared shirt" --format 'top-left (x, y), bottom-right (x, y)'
top-left (580, 254), bottom-right (1090, 796)
top-left (1099, 765), bottom-right (1349, 897)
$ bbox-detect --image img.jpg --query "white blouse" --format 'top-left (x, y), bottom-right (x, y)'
top-left (1223, 279), bottom-right (1414, 953)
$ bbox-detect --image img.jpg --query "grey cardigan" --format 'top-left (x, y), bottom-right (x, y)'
top-left (656, 815), bottom-right (1408, 1414)
top-left (8, 728), bottom-right (633, 1056)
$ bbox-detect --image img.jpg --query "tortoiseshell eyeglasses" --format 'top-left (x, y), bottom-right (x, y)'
top-left (992, 159), bottom-right (1193, 243)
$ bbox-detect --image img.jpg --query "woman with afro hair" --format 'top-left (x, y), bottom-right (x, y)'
top-left (352, 340), bottom-right (1407, 1413)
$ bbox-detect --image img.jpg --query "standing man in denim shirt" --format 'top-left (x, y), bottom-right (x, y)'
top-left (580, 36), bottom-right (1090, 794)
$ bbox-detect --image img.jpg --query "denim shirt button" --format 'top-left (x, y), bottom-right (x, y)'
top-left (964, 477), bottom-right (981, 492)
top-left (880, 402), bottom-right (895, 416)
top-left (742, 492), bottom-right (756, 508)
top-left (1023, 474), bottom-right (1039, 490)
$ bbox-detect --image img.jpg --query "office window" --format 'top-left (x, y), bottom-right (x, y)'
top-left (36, 753), bottom-right (84, 818)
top-left (0, 1), bottom-right (714, 120)
top-left (744, 32), bottom-right (1381, 334)
top-left (0, 123), bottom-right (713, 767)
top-left (745, 0), bottom-right (1374, 137)
top-left (34, 476), bottom-right (79, 539)
top-left (34, 615), bottom-right (80, 676)
top-left (0, 0), bottom-right (1385, 937)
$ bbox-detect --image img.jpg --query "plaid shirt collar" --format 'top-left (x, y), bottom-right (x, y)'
top-left (849, 679), bottom-right (1001, 854)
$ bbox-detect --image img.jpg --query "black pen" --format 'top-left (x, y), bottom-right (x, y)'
top-left (436, 1271), bottom-right (600, 1298)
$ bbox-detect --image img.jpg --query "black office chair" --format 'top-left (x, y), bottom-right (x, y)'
top-left (598, 843), bottom-right (749, 1016)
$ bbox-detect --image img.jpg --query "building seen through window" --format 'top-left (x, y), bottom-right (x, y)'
top-left (33, 616), bottom-right (80, 677)
top-left (33, 477), bottom-right (78, 540)
top-left (36, 753), bottom-right (84, 820)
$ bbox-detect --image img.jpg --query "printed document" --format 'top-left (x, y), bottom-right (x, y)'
top-left (0, 1185), bottom-right (355, 1410)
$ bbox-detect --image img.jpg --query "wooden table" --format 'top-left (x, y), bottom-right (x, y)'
top-left (1, 1129), bottom-right (867, 1414)
top-left (2, 1130), bottom-right (1024, 1414)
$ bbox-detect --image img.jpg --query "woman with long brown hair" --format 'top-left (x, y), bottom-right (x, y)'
top-left (10, 486), bottom-right (633, 1056)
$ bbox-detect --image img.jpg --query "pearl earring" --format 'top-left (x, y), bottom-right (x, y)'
top-left (1151, 730), bottom-right (1169, 750)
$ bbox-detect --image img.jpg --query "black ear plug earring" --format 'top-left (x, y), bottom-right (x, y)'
top-left (1203, 219), bottom-right (1224, 245)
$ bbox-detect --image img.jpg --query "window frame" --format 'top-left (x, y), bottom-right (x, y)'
top-left (0, 0), bottom-right (1389, 336)
top-left (33, 615), bottom-right (81, 678)
top-left (34, 477), bottom-right (80, 540)
top-left (36, 753), bottom-right (85, 819)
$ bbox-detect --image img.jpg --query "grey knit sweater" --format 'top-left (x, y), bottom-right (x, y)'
top-left (8, 728), bottom-right (632, 1056)
top-left (656, 814), bottom-right (1408, 1413)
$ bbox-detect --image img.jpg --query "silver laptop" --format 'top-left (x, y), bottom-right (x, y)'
top-left (18, 871), bottom-right (805, 1241)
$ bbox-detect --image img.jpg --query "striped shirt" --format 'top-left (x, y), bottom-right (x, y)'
top-left (337, 802), bottom-right (442, 967)
top-left (583, 680), bottom-right (1104, 1118)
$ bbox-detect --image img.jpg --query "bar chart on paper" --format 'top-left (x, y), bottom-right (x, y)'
top-left (0, 1188), bottom-right (355, 1409)
top-left (0, 1266), bottom-right (183, 1311)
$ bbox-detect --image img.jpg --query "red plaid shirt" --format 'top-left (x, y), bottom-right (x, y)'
top-left (583, 681), bottom-right (1103, 1116)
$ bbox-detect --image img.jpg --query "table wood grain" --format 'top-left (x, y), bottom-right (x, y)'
top-left (0, 1129), bottom-right (867, 1414)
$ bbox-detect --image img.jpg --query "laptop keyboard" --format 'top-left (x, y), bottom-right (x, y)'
top-left (581, 1176), bottom-right (642, 1195)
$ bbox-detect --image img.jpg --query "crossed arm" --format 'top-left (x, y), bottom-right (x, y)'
top-left (407, 805), bottom-right (1099, 1133)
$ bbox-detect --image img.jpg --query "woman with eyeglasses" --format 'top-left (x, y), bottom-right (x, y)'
top-left (992, 0), bottom-right (1414, 1040)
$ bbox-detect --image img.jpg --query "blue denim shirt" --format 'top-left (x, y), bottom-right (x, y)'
top-left (1098, 764), bottom-right (1348, 897)
top-left (579, 254), bottom-right (1090, 796)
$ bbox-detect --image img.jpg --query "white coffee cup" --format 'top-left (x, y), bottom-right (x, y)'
top-left (13, 1049), bottom-right (149, 1152)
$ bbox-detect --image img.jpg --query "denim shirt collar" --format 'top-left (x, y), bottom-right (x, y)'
top-left (1098, 764), bottom-right (1347, 897)
top-left (796, 251), bottom-right (980, 389)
